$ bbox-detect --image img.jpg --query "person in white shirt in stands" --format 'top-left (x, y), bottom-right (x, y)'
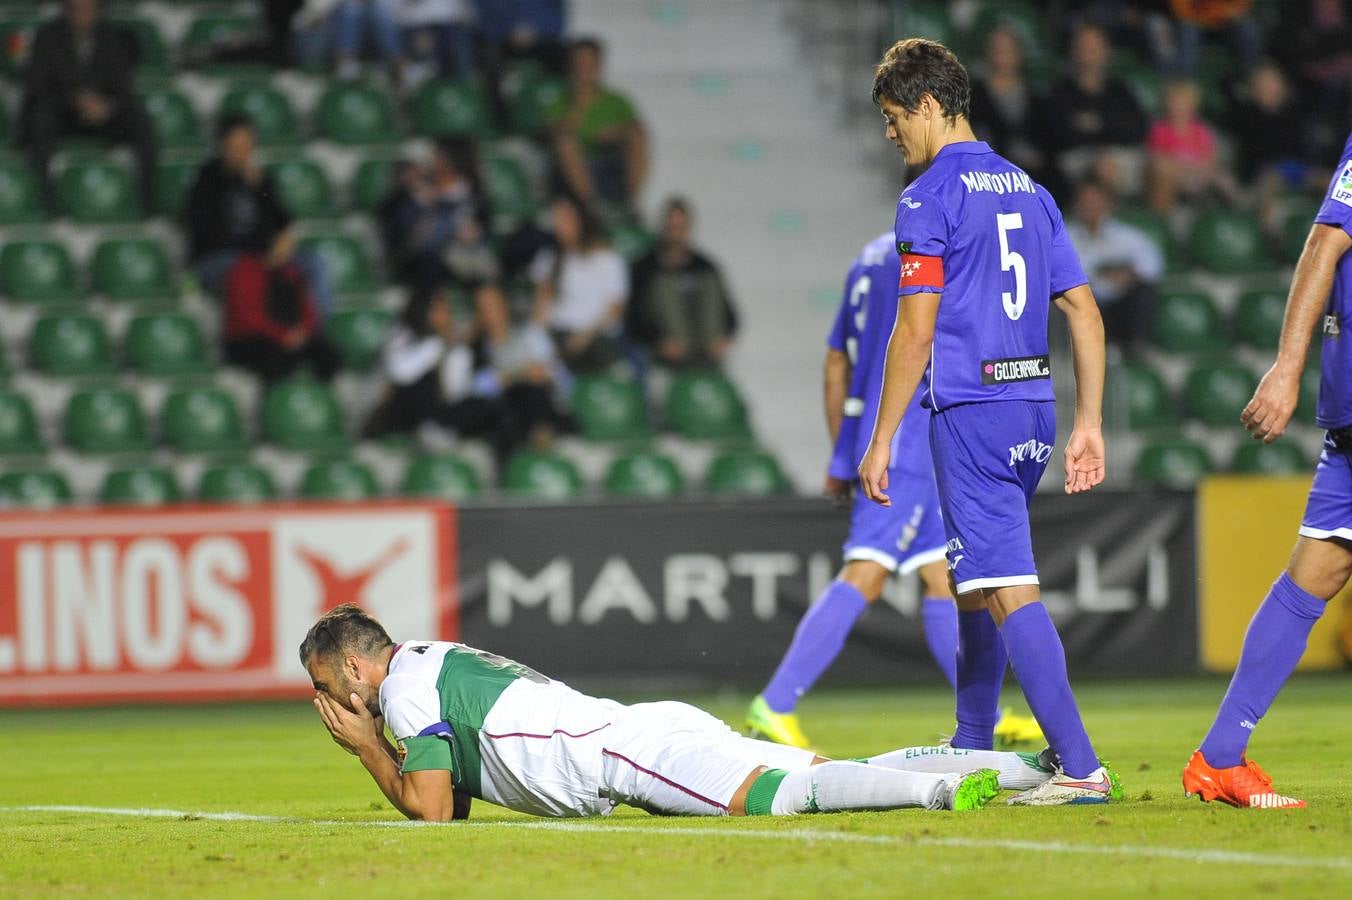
top-left (529, 194), bottom-right (630, 373)
top-left (1065, 178), bottom-right (1165, 358)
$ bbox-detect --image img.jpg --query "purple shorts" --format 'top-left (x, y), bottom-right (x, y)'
top-left (844, 471), bottom-right (947, 574)
top-left (929, 400), bottom-right (1055, 594)
top-left (1299, 433), bottom-right (1352, 541)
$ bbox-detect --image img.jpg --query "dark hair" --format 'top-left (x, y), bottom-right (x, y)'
top-left (572, 36), bottom-right (604, 60)
top-left (662, 196), bottom-right (692, 220)
top-left (871, 38), bottom-right (970, 122)
top-left (216, 111), bottom-right (255, 141)
top-left (400, 285), bottom-right (448, 335)
top-left (298, 603), bottom-right (393, 669)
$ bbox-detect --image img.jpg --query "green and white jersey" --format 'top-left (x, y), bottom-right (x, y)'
top-left (380, 641), bottom-right (623, 817)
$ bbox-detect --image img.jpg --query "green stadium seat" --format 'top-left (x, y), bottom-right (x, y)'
top-left (298, 234), bottom-right (377, 295)
top-left (299, 459), bottom-right (379, 501)
top-left (161, 386), bottom-right (245, 453)
top-left (183, 14), bottom-right (261, 72)
top-left (0, 239), bottom-right (78, 302)
top-left (63, 387), bottom-right (151, 454)
top-left (219, 84), bottom-right (300, 146)
top-left (571, 375), bottom-right (649, 441)
top-left (327, 308), bottom-right (392, 370)
top-left (91, 238), bottom-right (176, 302)
top-left (1135, 439), bottom-right (1213, 488)
top-left (1231, 440), bottom-right (1309, 475)
top-left (57, 161), bottom-right (139, 223)
top-left (100, 465), bottom-right (181, 506)
top-left (351, 158), bottom-right (397, 211)
top-left (0, 470), bottom-right (72, 509)
top-left (140, 88), bottom-right (200, 149)
top-left (506, 73), bottom-right (567, 137)
top-left (1121, 362), bottom-right (1175, 430)
top-left (110, 16), bottom-right (170, 75)
top-left (412, 78), bottom-right (494, 139)
top-left (156, 160), bottom-right (201, 218)
top-left (198, 462), bottom-right (278, 504)
top-left (1233, 288), bottom-right (1287, 350)
top-left (401, 454), bottom-right (482, 500)
top-left (609, 223), bottom-right (656, 263)
top-left (604, 451), bottom-right (684, 498)
top-left (314, 82), bottom-right (398, 145)
top-left (29, 314), bottom-right (114, 376)
top-left (0, 390), bottom-right (44, 455)
top-left (503, 451), bottom-right (584, 500)
top-left (707, 449), bottom-right (788, 497)
top-left (1183, 362), bottom-right (1258, 426)
top-left (1113, 60), bottom-right (1162, 115)
top-left (483, 154), bottom-right (539, 222)
top-left (266, 159), bottom-right (335, 218)
top-left (125, 313), bottom-right (210, 377)
top-left (262, 378), bottom-right (347, 450)
top-left (1189, 210), bottom-right (1267, 274)
top-left (0, 160), bottom-right (46, 224)
top-left (1281, 207), bottom-right (1318, 265)
top-left (1152, 289), bottom-right (1225, 353)
top-left (1116, 208), bottom-right (1180, 272)
top-left (666, 371), bottom-right (750, 439)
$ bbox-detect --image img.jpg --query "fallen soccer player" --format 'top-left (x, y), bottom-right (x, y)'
top-left (303, 605), bottom-right (1060, 821)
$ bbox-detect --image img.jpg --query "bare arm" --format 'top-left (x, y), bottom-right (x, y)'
top-left (858, 292), bottom-right (940, 506)
top-left (625, 122), bottom-right (650, 198)
top-left (553, 130), bottom-right (594, 201)
top-left (823, 348), bottom-right (850, 444)
top-left (1054, 283), bottom-right (1107, 493)
top-left (1243, 223), bottom-right (1352, 442)
top-left (314, 693), bottom-right (454, 822)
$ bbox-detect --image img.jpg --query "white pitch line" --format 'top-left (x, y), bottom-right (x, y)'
top-left (5, 806), bottom-right (1350, 871)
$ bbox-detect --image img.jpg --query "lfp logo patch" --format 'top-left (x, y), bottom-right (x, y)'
top-left (1332, 160), bottom-right (1352, 207)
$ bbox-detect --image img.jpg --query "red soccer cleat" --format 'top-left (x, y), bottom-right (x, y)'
top-left (1182, 750), bottom-right (1306, 809)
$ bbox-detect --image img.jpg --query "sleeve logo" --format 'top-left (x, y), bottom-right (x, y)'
top-left (898, 253), bottom-right (944, 288)
top-left (1333, 160), bottom-right (1352, 207)
top-left (899, 196), bottom-right (922, 209)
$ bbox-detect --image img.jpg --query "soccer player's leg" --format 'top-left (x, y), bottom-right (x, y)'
top-left (897, 485), bottom-right (958, 690)
top-left (747, 495), bottom-right (896, 747)
top-left (863, 744), bottom-right (1054, 791)
top-left (1184, 437), bottom-right (1352, 809)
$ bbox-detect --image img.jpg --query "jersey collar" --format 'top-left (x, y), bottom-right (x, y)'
top-left (933, 140), bottom-right (992, 162)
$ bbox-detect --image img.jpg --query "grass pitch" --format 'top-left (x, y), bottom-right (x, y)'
top-left (2, 675), bottom-right (1349, 898)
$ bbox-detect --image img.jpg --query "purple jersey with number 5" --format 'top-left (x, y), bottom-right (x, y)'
top-left (827, 232), bottom-right (933, 481)
top-left (1312, 131), bottom-right (1352, 430)
top-left (893, 141), bottom-right (1087, 411)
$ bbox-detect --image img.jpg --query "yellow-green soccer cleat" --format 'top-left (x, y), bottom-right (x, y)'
top-left (994, 707), bottom-right (1045, 748)
top-left (745, 695), bottom-right (811, 748)
top-left (938, 768), bottom-right (1002, 811)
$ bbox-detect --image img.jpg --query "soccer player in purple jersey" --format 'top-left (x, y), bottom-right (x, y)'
top-left (858, 39), bottom-right (1118, 805)
top-left (1180, 135), bottom-right (1352, 810)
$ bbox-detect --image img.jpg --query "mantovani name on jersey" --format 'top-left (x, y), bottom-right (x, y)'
top-left (959, 170), bottom-right (1036, 195)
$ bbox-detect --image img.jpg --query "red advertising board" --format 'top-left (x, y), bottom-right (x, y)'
top-left (0, 503), bottom-right (456, 706)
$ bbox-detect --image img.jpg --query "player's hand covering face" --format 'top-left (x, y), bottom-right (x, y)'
top-left (314, 691), bottom-right (383, 757)
top-left (1063, 427), bottom-right (1106, 494)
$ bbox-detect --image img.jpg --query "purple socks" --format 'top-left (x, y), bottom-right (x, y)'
top-left (1199, 574), bottom-right (1326, 768)
top-left (952, 608), bottom-right (1006, 750)
top-left (762, 580), bottom-right (869, 712)
top-left (1000, 603), bottom-right (1099, 778)
top-left (921, 596), bottom-right (959, 691)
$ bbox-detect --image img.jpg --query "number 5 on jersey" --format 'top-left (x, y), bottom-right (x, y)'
top-left (996, 212), bottom-right (1026, 321)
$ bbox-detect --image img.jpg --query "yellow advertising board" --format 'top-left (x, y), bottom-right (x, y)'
top-left (1198, 476), bottom-right (1351, 672)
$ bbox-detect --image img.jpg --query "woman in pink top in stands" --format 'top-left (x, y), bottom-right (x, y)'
top-left (1147, 78), bottom-right (1239, 213)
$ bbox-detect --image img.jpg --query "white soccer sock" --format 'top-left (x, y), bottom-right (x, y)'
top-left (769, 761), bottom-right (945, 814)
top-left (867, 746), bottom-right (1048, 790)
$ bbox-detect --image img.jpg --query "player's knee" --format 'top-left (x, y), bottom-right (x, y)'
top-left (838, 561), bottom-right (889, 600)
top-left (1288, 537), bottom-right (1352, 600)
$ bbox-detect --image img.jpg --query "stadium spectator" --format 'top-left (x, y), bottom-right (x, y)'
top-left (19, 0), bottom-right (158, 214)
top-left (1146, 0), bottom-right (1263, 74)
top-left (530, 195), bottom-right (629, 373)
top-left (1066, 179), bottom-right (1163, 357)
top-left (1274, 0), bottom-right (1352, 161)
top-left (186, 114), bottom-right (334, 316)
top-left (185, 1), bottom-right (306, 68)
top-left (476, 0), bottom-right (568, 73)
top-left (1146, 78), bottom-right (1238, 213)
top-left (968, 26), bottom-right (1053, 191)
top-left (296, 0), bottom-right (407, 83)
top-left (476, 286), bottom-right (572, 452)
top-left (628, 198), bottom-right (739, 369)
top-left (401, 0), bottom-right (479, 84)
top-left (1037, 23), bottom-right (1147, 195)
top-left (550, 37), bottom-right (649, 213)
top-left (1228, 61), bottom-right (1318, 235)
top-left (377, 140), bottom-right (498, 293)
top-left (221, 254), bottom-right (341, 384)
top-left (362, 286), bottom-right (503, 446)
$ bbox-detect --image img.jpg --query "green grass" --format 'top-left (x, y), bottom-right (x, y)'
top-left (2, 676), bottom-right (1349, 898)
